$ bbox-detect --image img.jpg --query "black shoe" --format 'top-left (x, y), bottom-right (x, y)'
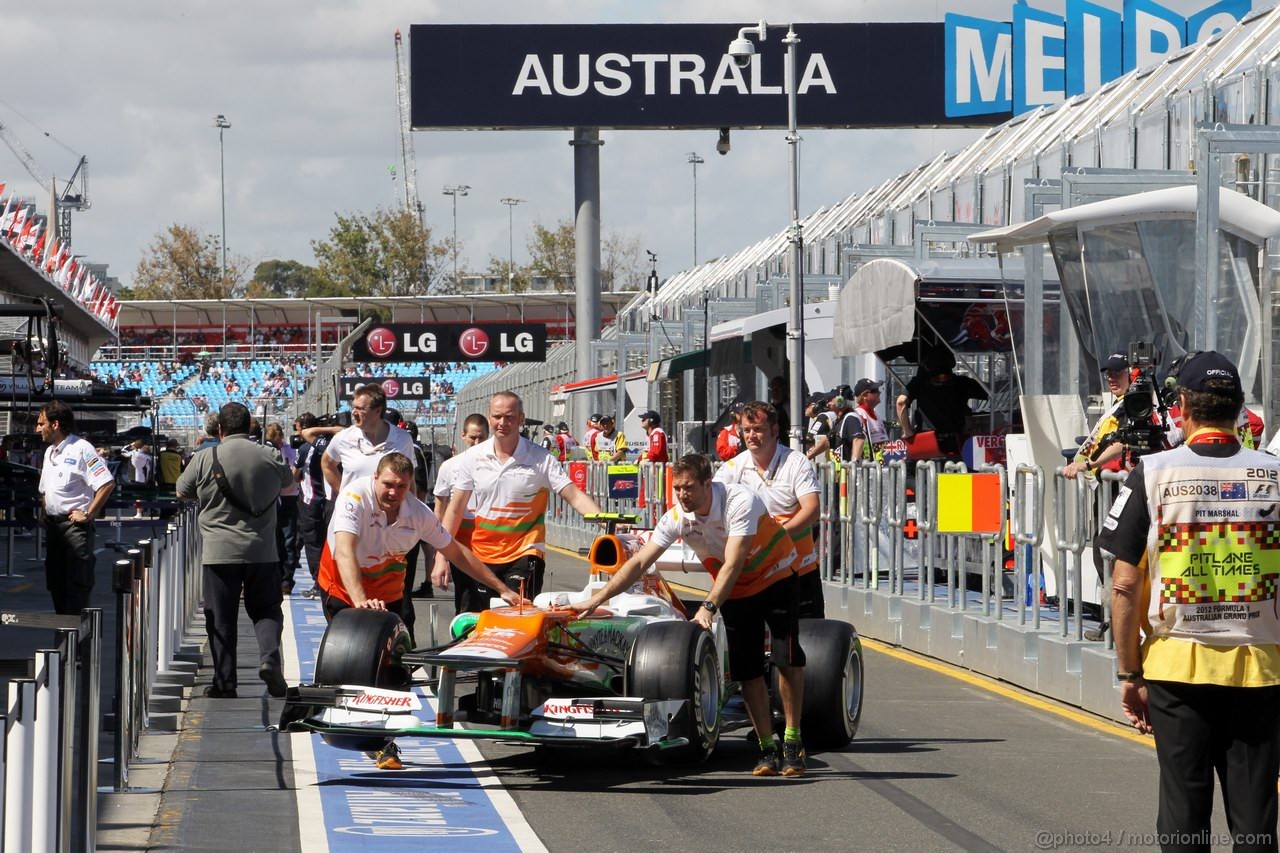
top-left (753, 747), bottom-right (780, 777)
top-left (1084, 621), bottom-right (1109, 642)
top-left (301, 586), bottom-right (321, 599)
top-left (281, 581), bottom-right (295, 595)
top-left (781, 741), bottom-right (807, 777)
top-left (203, 685), bottom-right (237, 698)
top-left (411, 583), bottom-right (434, 598)
top-left (259, 662), bottom-right (287, 698)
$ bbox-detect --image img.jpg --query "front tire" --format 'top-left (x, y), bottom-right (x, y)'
top-left (314, 608), bottom-right (413, 690)
top-left (798, 619), bottom-right (863, 749)
top-left (626, 621), bottom-right (721, 763)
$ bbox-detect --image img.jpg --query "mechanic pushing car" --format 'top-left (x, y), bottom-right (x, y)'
top-left (316, 451), bottom-right (527, 769)
top-left (571, 452), bottom-right (809, 777)
top-left (439, 390), bottom-right (604, 600)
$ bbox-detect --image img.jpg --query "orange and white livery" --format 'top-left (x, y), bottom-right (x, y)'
top-left (448, 435), bottom-right (571, 564)
top-left (317, 475), bottom-right (454, 605)
top-left (648, 481), bottom-right (796, 599)
top-left (714, 443), bottom-right (820, 574)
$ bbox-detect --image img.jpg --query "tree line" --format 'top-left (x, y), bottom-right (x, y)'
top-left (125, 208), bottom-right (647, 301)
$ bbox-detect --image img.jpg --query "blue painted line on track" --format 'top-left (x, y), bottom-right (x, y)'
top-left (285, 568), bottom-right (531, 850)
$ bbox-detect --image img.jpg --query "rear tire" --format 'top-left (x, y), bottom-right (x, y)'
top-left (626, 621), bottom-right (720, 763)
top-left (798, 619), bottom-right (863, 749)
top-left (315, 609), bottom-right (413, 691)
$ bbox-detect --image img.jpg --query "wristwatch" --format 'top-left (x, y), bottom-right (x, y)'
top-left (700, 600), bottom-right (718, 614)
top-left (1116, 668), bottom-right (1144, 682)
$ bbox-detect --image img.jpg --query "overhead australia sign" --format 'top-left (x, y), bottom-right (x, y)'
top-left (409, 23), bottom-right (1008, 129)
top-left (946, 0), bottom-right (1253, 117)
top-left (351, 323), bottom-right (548, 363)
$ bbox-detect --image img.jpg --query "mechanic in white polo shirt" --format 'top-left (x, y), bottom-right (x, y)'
top-left (317, 451), bottom-right (522, 620)
top-left (439, 390), bottom-right (604, 604)
top-left (303, 382), bottom-right (416, 500)
top-left (37, 401), bottom-right (116, 614)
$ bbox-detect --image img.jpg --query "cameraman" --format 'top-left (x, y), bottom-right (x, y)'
top-left (1063, 351), bottom-right (1133, 480)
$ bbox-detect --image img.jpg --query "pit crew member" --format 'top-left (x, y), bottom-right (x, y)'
top-left (572, 452), bottom-right (808, 778)
top-left (715, 401), bottom-right (824, 617)
top-left (638, 410), bottom-right (669, 464)
top-left (430, 413), bottom-right (491, 612)
top-left (440, 391), bottom-right (604, 600)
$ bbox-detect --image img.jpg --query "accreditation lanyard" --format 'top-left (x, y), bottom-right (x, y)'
top-left (1185, 428), bottom-right (1238, 447)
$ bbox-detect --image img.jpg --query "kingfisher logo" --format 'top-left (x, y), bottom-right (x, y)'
top-left (459, 327), bottom-right (491, 358)
top-left (365, 327), bottom-right (398, 358)
top-left (946, 0), bottom-right (1252, 117)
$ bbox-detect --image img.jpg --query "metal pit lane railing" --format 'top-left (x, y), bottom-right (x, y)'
top-left (544, 455), bottom-right (1113, 647)
top-left (0, 502), bottom-right (203, 852)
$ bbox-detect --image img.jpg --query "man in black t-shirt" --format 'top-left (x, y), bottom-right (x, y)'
top-left (896, 348), bottom-right (988, 458)
top-left (294, 412), bottom-right (330, 599)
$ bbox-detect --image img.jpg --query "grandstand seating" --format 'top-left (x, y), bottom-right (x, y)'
top-left (89, 357), bottom-right (500, 431)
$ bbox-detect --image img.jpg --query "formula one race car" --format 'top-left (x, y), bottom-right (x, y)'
top-left (279, 515), bottom-right (864, 763)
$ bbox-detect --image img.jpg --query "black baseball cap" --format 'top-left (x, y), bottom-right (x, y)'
top-left (639, 410), bottom-right (660, 423)
top-left (1100, 352), bottom-right (1129, 372)
top-left (805, 392), bottom-right (828, 408)
top-left (853, 378), bottom-right (883, 396)
top-left (1177, 351), bottom-right (1242, 394)
top-left (589, 413), bottom-right (602, 424)
top-left (831, 384), bottom-right (854, 400)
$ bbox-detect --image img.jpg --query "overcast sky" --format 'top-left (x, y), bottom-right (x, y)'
top-left (0, 0), bottom-right (1235, 290)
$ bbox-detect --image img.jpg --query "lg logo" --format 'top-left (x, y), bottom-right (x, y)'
top-left (382, 379), bottom-right (401, 398)
top-left (459, 327), bottom-right (490, 358)
top-left (365, 327), bottom-right (397, 358)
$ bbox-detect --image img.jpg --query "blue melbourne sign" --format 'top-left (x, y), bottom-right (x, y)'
top-left (945, 0), bottom-right (1253, 118)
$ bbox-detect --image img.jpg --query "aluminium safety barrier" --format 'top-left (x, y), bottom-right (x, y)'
top-left (1, 609), bottom-right (104, 853)
top-left (0, 503), bottom-right (203, 852)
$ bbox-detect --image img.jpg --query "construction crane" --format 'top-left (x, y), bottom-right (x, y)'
top-left (394, 30), bottom-right (423, 227)
top-left (0, 121), bottom-right (89, 244)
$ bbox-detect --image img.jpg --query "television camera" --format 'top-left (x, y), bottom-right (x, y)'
top-left (1090, 341), bottom-right (1170, 465)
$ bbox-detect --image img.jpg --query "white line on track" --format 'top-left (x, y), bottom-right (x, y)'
top-left (282, 590), bottom-right (330, 853)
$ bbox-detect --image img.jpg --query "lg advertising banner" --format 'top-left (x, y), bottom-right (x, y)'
top-left (338, 376), bottom-right (433, 401)
top-left (410, 22), bottom-right (999, 129)
top-left (351, 323), bottom-right (548, 363)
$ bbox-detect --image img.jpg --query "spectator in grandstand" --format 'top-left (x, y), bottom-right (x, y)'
top-left (571, 453), bottom-right (807, 777)
top-left (430, 413), bottom-right (491, 610)
top-left (804, 392), bottom-right (835, 461)
top-left (440, 391), bottom-right (605, 600)
top-left (176, 402), bottom-right (293, 699)
top-left (716, 402), bottom-right (746, 462)
top-left (194, 413), bottom-right (221, 452)
top-left (895, 347), bottom-right (989, 459)
top-left (638, 410), bottom-right (669, 464)
top-left (265, 423), bottom-right (301, 595)
top-left (589, 415), bottom-right (627, 462)
top-left (158, 439), bottom-right (184, 486)
top-left (716, 401), bottom-right (823, 618)
top-left (1097, 351), bottom-right (1280, 847)
top-left (37, 401), bottom-right (115, 615)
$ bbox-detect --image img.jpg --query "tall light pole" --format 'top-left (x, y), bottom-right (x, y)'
top-left (687, 152), bottom-right (704, 267)
top-left (500, 197), bottom-right (524, 291)
top-left (727, 22), bottom-right (804, 452)
top-left (213, 114), bottom-right (231, 280)
top-left (442, 184), bottom-right (470, 288)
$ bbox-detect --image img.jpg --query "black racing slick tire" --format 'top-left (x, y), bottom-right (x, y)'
top-left (314, 608), bottom-right (414, 691)
top-left (798, 618), bottom-right (863, 749)
top-left (626, 621), bottom-right (721, 763)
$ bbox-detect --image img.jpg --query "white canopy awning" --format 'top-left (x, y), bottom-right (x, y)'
top-left (833, 259), bottom-right (919, 358)
top-left (968, 185), bottom-right (1280, 250)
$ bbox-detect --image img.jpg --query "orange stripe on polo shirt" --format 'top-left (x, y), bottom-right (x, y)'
top-left (470, 491), bottom-right (550, 563)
